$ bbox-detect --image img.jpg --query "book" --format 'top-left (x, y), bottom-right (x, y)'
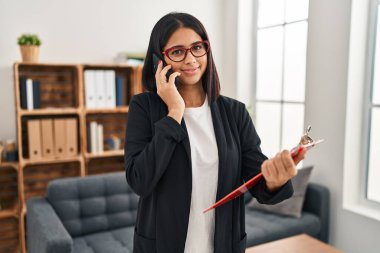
top-left (115, 76), bottom-right (125, 107)
top-left (32, 80), bottom-right (41, 109)
top-left (20, 77), bottom-right (28, 109)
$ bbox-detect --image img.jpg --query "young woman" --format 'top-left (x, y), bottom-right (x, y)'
top-left (124, 12), bottom-right (306, 253)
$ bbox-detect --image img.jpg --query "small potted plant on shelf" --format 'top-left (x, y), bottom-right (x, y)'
top-left (17, 34), bottom-right (41, 62)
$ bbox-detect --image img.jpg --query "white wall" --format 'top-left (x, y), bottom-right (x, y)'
top-left (0, 0), bottom-right (229, 141)
top-left (304, 0), bottom-right (380, 252)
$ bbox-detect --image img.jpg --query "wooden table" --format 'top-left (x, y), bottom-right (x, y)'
top-left (246, 234), bottom-right (342, 253)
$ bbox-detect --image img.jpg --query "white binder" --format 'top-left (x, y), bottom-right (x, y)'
top-left (104, 70), bottom-right (116, 108)
top-left (84, 70), bottom-right (97, 108)
top-left (94, 70), bottom-right (106, 108)
top-left (26, 78), bottom-right (34, 110)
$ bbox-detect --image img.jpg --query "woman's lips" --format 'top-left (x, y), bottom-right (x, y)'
top-left (181, 67), bottom-right (199, 75)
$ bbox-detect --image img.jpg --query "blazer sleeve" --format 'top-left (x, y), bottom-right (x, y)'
top-left (238, 104), bottom-right (294, 204)
top-left (124, 95), bottom-right (187, 197)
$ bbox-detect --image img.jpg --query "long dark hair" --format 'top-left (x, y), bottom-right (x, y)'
top-left (142, 12), bottom-right (221, 104)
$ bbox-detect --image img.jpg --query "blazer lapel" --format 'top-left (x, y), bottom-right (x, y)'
top-left (180, 118), bottom-right (192, 166)
top-left (210, 100), bottom-right (228, 200)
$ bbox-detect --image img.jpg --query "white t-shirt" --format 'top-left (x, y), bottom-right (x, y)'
top-left (183, 96), bottom-right (219, 253)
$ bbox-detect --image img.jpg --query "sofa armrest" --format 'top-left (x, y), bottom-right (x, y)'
top-left (302, 183), bottom-right (330, 243)
top-left (27, 197), bottom-right (73, 253)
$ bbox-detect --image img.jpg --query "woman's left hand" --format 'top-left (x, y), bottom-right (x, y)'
top-left (261, 148), bottom-right (306, 192)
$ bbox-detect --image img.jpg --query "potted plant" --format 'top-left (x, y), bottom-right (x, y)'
top-left (17, 34), bottom-right (41, 62)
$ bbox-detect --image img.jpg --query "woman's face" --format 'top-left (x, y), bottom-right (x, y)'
top-left (162, 27), bottom-right (208, 87)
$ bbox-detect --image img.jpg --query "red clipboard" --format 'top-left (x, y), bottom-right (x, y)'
top-left (203, 140), bottom-right (324, 213)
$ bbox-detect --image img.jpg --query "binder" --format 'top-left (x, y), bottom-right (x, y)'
top-left (90, 121), bottom-right (98, 153)
top-left (40, 119), bottom-right (54, 158)
top-left (104, 70), bottom-right (116, 108)
top-left (95, 70), bottom-right (106, 108)
top-left (65, 118), bottom-right (78, 157)
top-left (84, 70), bottom-right (96, 108)
top-left (26, 78), bottom-right (34, 110)
top-left (27, 119), bottom-right (42, 159)
top-left (115, 76), bottom-right (124, 107)
top-left (53, 119), bottom-right (66, 158)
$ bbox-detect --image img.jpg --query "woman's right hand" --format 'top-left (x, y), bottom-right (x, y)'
top-left (155, 60), bottom-right (185, 124)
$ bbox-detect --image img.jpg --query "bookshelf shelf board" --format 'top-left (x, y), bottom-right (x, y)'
top-left (82, 63), bottom-right (133, 69)
top-left (85, 106), bottom-right (129, 114)
top-left (0, 207), bottom-right (18, 219)
top-left (85, 150), bottom-right (124, 159)
top-left (0, 163), bottom-right (19, 169)
top-left (20, 156), bottom-right (82, 166)
top-left (19, 108), bottom-right (80, 116)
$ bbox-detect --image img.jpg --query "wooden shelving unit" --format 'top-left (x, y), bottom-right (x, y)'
top-left (8, 62), bottom-right (144, 253)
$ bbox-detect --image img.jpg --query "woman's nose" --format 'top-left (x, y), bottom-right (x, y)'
top-left (184, 50), bottom-right (197, 64)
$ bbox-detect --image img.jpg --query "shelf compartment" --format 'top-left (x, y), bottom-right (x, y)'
top-left (86, 113), bottom-right (127, 153)
top-left (23, 162), bottom-right (80, 203)
top-left (0, 216), bottom-right (20, 253)
top-left (15, 63), bottom-right (80, 109)
top-left (0, 166), bottom-right (19, 215)
top-left (86, 156), bottom-right (124, 175)
top-left (20, 114), bottom-right (80, 160)
top-left (82, 65), bottom-right (134, 107)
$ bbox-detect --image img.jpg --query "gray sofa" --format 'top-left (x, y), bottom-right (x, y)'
top-left (27, 172), bottom-right (329, 253)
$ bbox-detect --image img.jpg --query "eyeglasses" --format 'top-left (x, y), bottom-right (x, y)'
top-left (162, 41), bottom-right (210, 62)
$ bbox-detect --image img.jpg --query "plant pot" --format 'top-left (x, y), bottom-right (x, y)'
top-left (20, 45), bottom-right (40, 62)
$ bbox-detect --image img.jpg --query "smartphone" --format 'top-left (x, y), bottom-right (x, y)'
top-left (152, 53), bottom-right (180, 88)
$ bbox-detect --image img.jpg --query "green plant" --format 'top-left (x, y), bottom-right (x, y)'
top-left (17, 34), bottom-right (41, 46)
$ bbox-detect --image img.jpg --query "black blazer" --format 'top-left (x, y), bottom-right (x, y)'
top-left (124, 92), bottom-right (293, 253)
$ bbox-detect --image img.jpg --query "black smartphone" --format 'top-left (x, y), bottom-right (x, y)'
top-left (152, 53), bottom-right (180, 88)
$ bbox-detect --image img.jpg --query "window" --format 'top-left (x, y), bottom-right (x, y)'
top-left (367, 0), bottom-right (380, 203)
top-left (343, 0), bottom-right (380, 221)
top-left (254, 0), bottom-right (309, 157)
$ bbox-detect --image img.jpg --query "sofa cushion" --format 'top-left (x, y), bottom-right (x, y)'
top-left (247, 166), bottom-right (313, 218)
top-left (47, 172), bottom-right (139, 237)
top-left (245, 208), bottom-right (321, 246)
top-left (73, 226), bottom-right (134, 253)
